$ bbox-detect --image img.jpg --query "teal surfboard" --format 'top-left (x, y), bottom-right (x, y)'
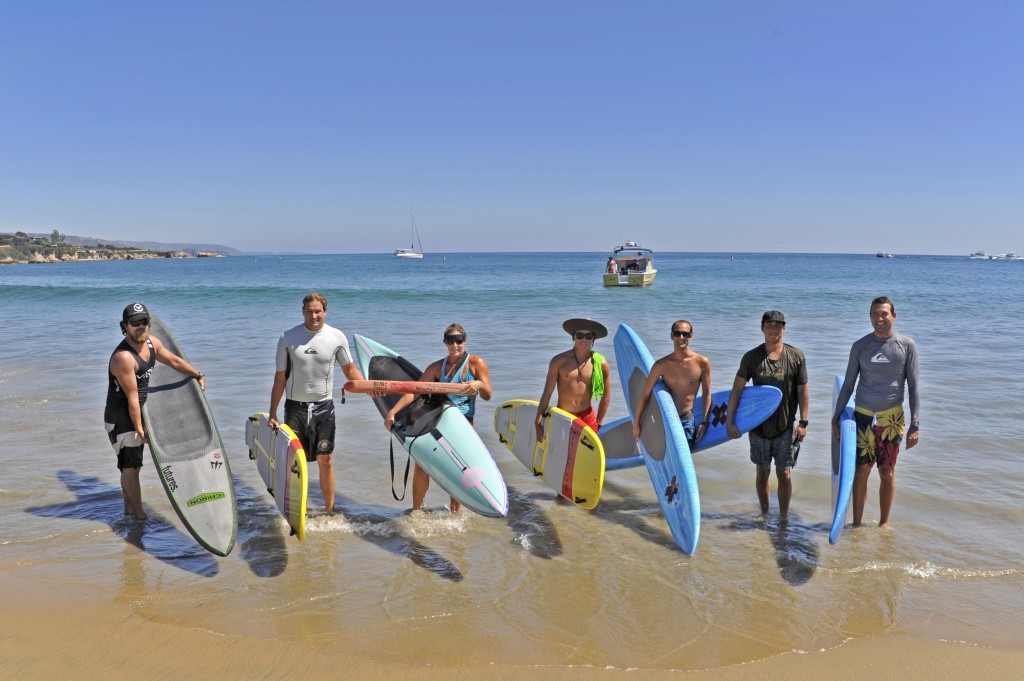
top-left (830, 375), bottom-right (856, 544)
top-left (601, 384), bottom-right (782, 471)
top-left (352, 334), bottom-right (508, 518)
top-left (614, 323), bottom-right (700, 555)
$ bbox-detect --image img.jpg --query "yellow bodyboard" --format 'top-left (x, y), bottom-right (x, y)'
top-left (494, 400), bottom-right (605, 509)
top-left (246, 413), bottom-right (308, 540)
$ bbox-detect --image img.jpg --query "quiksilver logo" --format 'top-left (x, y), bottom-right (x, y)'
top-left (304, 348), bottom-right (319, 354)
top-left (871, 352), bottom-right (890, 363)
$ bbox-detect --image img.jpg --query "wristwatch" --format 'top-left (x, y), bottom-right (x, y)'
top-left (798, 420), bottom-right (809, 427)
top-left (195, 371), bottom-right (205, 379)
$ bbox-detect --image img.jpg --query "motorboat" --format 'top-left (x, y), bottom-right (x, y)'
top-left (603, 241), bottom-right (657, 287)
top-left (969, 251), bottom-right (991, 259)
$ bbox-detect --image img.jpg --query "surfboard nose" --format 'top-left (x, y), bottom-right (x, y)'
top-left (465, 468), bottom-right (508, 517)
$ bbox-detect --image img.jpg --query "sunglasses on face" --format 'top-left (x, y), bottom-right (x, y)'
top-left (574, 332), bottom-right (596, 340)
top-left (127, 319), bottom-right (150, 328)
top-left (672, 329), bottom-right (692, 338)
top-left (443, 334), bottom-right (467, 345)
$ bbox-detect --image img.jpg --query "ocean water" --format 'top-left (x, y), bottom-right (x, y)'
top-left (2, 252), bottom-right (1023, 671)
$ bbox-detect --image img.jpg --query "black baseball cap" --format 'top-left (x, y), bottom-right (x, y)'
top-left (122, 303), bottom-right (151, 323)
top-left (761, 310), bottom-right (786, 325)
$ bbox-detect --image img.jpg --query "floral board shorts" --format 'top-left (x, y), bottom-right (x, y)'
top-left (854, 405), bottom-right (905, 468)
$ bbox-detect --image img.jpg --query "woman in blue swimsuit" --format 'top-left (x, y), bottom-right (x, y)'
top-left (384, 324), bottom-right (493, 513)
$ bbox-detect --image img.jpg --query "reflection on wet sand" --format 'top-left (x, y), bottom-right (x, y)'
top-left (593, 478), bottom-right (678, 551)
top-left (234, 476), bottom-right (289, 578)
top-left (719, 511), bottom-right (822, 586)
top-left (333, 494), bottom-right (464, 582)
top-left (27, 469), bottom-right (219, 577)
top-left (504, 486), bottom-right (563, 559)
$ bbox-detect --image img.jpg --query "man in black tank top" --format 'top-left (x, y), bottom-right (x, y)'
top-left (104, 303), bottom-right (206, 519)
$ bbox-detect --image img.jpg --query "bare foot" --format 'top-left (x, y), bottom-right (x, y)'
top-left (449, 498), bottom-right (461, 514)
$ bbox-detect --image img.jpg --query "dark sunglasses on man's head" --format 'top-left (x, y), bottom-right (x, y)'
top-left (574, 331), bottom-right (596, 340)
top-left (443, 334), bottom-right (467, 345)
top-left (127, 319), bottom-right (150, 328)
top-left (672, 329), bottom-right (692, 338)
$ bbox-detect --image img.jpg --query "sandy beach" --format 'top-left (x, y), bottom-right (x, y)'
top-left (6, 570), bottom-right (1021, 681)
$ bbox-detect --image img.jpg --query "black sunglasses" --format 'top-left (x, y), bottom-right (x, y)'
top-left (127, 319), bottom-right (150, 328)
top-left (443, 334), bottom-right (467, 345)
top-left (574, 331), bottom-right (596, 340)
top-left (671, 329), bottom-right (692, 338)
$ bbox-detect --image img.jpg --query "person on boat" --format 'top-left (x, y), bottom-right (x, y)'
top-left (607, 257), bottom-right (617, 273)
top-left (535, 318), bottom-right (611, 440)
top-left (383, 324), bottom-right (492, 513)
top-left (268, 292), bottom-right (369, 515)
top-left (726, 310), bottom-right (808, 517)
top-left (832, 296), bottom-right (920, 529)
top-left (632, 320), bottom-right (712, 450)
top-left (105, 303), bottom-right (206, 520)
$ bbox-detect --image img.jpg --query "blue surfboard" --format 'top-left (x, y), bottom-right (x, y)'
top-left (830, 375), bottom-right (856, 544)
top-left (614, 324), bottom-right (700, 555)
top-left (601, 385), bottom-right (782, 471)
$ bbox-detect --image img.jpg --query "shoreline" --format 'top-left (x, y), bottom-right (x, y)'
top-left (0, 251), bottom-right (226, 264)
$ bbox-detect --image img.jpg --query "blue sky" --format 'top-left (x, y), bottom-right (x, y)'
top-left (2, 1), bottom-right (1021, 255)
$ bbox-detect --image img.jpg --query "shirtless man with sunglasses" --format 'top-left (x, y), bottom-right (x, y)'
top-left (632, 320), bottom-right (712, 448)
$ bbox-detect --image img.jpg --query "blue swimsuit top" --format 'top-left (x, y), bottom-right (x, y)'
top-left (440, 355), bottom-right (475, 419)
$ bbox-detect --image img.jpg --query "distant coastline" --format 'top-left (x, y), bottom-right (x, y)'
top-left (0, 231), bottom-right (232, 265)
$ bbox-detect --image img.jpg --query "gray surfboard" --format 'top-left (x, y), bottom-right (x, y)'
top-left (142, 314), bottom-right (237, 556)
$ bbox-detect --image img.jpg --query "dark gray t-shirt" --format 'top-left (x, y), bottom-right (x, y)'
top-left (736, 343), bottom-right (808, 439)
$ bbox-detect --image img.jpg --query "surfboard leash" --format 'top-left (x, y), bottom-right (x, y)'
top-left (389, 439), bottom-right (411, 501)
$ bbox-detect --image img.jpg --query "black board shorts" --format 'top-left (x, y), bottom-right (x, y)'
top-left (284, 398), bottom-right (336, 462)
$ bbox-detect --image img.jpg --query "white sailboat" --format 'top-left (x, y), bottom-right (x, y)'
top-left (394, 210), bottom-right (424, 259)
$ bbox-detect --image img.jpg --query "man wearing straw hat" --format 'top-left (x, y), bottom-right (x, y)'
top-left (535, 318), bottom-right (612, 441)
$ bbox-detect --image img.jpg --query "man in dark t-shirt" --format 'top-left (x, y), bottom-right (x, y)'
top-left (726, 311), bottom-right (809, 517)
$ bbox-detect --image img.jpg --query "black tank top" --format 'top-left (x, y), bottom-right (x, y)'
top-left (106, 339), bottom-right (157, 409)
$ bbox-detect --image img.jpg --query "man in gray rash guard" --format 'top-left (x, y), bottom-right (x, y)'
top-left (832, 296), bottom-right (920, 529)
top-left (268, 292), bottom-right (369, 514)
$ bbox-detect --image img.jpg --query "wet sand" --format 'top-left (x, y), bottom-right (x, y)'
top-left (6, 572), bottom-right (1021, 681)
